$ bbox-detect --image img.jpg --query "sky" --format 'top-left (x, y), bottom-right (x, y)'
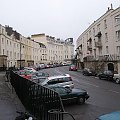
top-left (0, 0), bottom-right (120, 45)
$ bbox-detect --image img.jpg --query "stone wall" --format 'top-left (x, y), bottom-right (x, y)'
top-left (83, 61), bottom-right (118, 73)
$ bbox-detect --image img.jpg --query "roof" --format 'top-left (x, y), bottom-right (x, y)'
top-left (48, 74), bottom-right (70, 80)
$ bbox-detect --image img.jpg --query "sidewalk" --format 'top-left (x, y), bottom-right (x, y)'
top-left (0, 72), bottom-right (25, 120)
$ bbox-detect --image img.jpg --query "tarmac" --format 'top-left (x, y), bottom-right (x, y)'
top-left (0, 72), bottom-right (25, 120)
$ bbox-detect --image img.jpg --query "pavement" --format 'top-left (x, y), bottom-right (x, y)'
top-left (0, 72), bottom-right (25, 120)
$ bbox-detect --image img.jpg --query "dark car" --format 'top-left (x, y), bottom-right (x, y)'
top-left (49, 86), bottom-right (89, 105)
top-left (69, 65), bottom-right (77, 71)
top-left (98, 70), bottom-right (114, 80)
top-left (82, 68), bottom-right (97, 76)
top-left (96, 110), bottom-right (120, 120)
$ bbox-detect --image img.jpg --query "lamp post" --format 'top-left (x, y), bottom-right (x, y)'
top-left (20, 42), bottom-right (22, 69)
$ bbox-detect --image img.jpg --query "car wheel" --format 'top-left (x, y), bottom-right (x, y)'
top-left (77, 97), bottom-right (85, 105)
top-left (116, 78), bottom-right (120, 84)
top-left (99, 76), bottom-right (102, 80)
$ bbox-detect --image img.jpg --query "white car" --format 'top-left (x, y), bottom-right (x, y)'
top-left (24, 67), bottom-right (36, 73)
top-left (113, 73), bottom-right (120, 84)
top-left (39, 74), bottom-right (74, 89)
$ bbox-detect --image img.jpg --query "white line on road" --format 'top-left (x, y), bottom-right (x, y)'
top-left (108, 90), bottom-right (120, 94)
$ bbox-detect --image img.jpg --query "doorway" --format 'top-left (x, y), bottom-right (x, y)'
top-left (108, 63), bottom-right (114, 71)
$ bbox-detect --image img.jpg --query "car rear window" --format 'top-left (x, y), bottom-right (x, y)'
top-left (38, 78), bottom-right (47, 84)
top-left (54, 87), bottom-right (66, 94)
top-left (59, 77), bottom-right (72, 82)
top-left (47, 79), bottom-right (58, 85)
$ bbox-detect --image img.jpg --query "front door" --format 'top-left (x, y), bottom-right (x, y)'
top-left (108, 63), bottom-right (114, 72)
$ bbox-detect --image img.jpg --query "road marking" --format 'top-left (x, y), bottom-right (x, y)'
top-left (108, 90), bottom-right (120, 94)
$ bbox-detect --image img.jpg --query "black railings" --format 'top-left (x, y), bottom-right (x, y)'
top-left (9, 71), bottom-right (65, 120)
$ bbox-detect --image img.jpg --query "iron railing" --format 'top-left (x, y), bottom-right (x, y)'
top-left (9, 71), bottom-right (65, 120)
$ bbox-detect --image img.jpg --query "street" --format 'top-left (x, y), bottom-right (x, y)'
top-left (41, 66), bottom-right (120, 120)
top-left (1, 66), bottom-right (120, 120)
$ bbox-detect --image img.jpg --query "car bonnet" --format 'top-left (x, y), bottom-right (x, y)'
top-left (98, 110), bottom-right (120, 120)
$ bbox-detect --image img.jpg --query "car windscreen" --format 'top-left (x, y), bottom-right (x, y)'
top-left (37, 72), bottom-right (49, 77)
top-left (54, 87), bottom-right (66, 94)
top-left (71, 65), bottom-right (75, 67)
top-left (40, 78), bottom-right (48, 84)
top-left (19, 71), bottom-right (32, 75)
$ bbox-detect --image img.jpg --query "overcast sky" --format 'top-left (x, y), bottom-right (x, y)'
top-left (0, 0), bottom-right (119, 45)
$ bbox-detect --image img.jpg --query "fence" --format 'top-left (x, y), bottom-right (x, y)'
top-left (9, 71), bottom-right (65, 120)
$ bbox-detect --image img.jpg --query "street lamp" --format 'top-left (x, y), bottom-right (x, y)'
top-left (20, 42), bottom-right (22, 69)
top-left (19, 41), bottom-right (24, 69)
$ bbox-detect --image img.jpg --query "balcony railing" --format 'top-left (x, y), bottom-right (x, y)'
top-left (84, 54), bottom-right (120, 62)
top-left (87, 44), bottom-right (92, 50)
top-left (95, 41), bottom-right (102, 47)
top-left (78, 50), bottom-right (83, 54)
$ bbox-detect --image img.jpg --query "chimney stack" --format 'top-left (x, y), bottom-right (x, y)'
top-left (111, 4), bottom-right (113, 9)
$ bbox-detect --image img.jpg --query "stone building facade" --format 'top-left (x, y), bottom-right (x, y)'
top-left (31, 34), bottom-right (74, 64)
top-left (75, 5), bottom-right (120, 73)
top-left (0, 25), bottom-right (74, 70)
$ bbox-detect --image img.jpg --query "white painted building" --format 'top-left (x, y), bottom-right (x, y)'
top-left (0, 25), bottom-right (47, 69)
top-left (0, 25), bottom-right (74, 70)
top-left (31, 34), bottom-right (74, 64)
top-left (76, 5), bottom-right (120, 72)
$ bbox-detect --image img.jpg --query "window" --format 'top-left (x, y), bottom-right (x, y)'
top-left (115, 15), bottom-right (120, 25)
top-left (14, 52), bottom-right (16, 59)
top-left (54, 88), bottom-right (66, 94)
top-left (89, 30), bottom-right (91, 36)
top-left (7, 40), bottom-right (8, 45)
top-left (93, 28), bottom-right (95, 36)
top-left (2, 29), bottom-right (4, 34)
top-left (7, 51), bottom-right (9, 57)
top-left (47, 79), bottom-right (58, 85)
top-left (98, 48), bottom-right (102, 55)
top-left (97, 24), bottom-right (100, 32)
top-left (2, 38), bottom-right (4, 44)
top-left (10, 51), bottom-right (12, 58)
top-left (105, 33), bottom-right (108, 42)
top-left (104, 19), bottom-right (107, 29)
top-left (116, 30), bottom-right (120, 41)
top-left (17, 53), bottom-right (19, 58)
top-left (106, 46), bottom-right (109, 54)
top-left (3, 49), bottom-right (4, 55)
top-left (117, 46), bottom-right (120, 54)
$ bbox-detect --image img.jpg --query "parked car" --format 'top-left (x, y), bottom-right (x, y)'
top-left (18, 70), bottom-right (34, 80)
top-left (39, 74), bottom-right (74, 89)
top-left (48, 86), bottom-right (89, 104)
top-left (82, 68), bottom-right (97, 76)
top-left (96, 110), bottom-right (120, 120)
top-left (33, 71), bottom-right (49, 78)
top-left (24, 67), bottom-right (36, 73)
top-left (69, 65), bottom-right (77, 71)
top-left (113, 73), bottom-right (120, 84)
top-left (98, 70), bottom-right (114, 80)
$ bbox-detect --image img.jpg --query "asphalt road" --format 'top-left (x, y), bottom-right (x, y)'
top-left (41, 66), bottom-right (120, 120)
